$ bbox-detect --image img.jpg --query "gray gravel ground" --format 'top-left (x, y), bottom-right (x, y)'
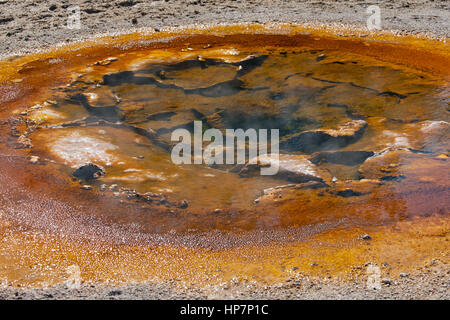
top-left (0, 0), bottom-right (448, 57)
top-left (0, 0), bottom-right (448, 300)
top-left (1, 264), bottom-right (449, 300)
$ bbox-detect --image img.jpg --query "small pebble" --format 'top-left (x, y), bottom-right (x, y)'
top-left (178, 199), bottom-right (189, 209)
top-left (29, 156), bottom-right (40, 164)
top-left (81, 185), bottom-right (92, 190)
top-left (108, 290), bottom-right (122, 296)
top-left (126, 193), bottom-right (139, 200)
top-left (316, 54), bottom-right (326, 61)
top-left (360, 234), bottom-right (372, 240)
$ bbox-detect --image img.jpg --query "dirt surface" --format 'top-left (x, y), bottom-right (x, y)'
top-left (0, 1), bottom-right (448, 300)
top-left (0, 0), bottom-right (448, 57)
top-left (0, 258), bottom-right (449, 300)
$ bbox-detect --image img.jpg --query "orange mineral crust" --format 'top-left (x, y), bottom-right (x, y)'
top-left (0, 24), bottom-right (448, 288)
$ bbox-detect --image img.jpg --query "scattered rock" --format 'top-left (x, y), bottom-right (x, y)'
top-left (360, 234), bottom-right (372, 240)
top-left (316, 54), bottom-right (326, 62)
top-left (155, 70), bottom-right (166, 80)
top-left (28, 155), bottom-right (40, 164)
top-left (178, 199), bottom-right (189, 209)
top-left (80, 185), bottom-right (92, 191)
top-left (400, 273), bottom-right (409, 278)
top-left (143, 196), bottom-right (153, 203)
top-left (94, 57), bottom-right (118, 66)
top-left (126, 192), bottom-right (139, 200)
top-left (382, 278), bottom-right (393, 285)
top-left (30, 104), bottom-right (43, 110)
top-left (73, 163), bottom-right (105, 181)
top-left (45, 100), bottom-right (58, 106)
top-left (15, 135), bottom-right (33, 149)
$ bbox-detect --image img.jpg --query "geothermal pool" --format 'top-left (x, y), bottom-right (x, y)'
top-left (0, 26), bottom-right (448, 287)
top-left (2, 29), bottom-right (448, 233)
